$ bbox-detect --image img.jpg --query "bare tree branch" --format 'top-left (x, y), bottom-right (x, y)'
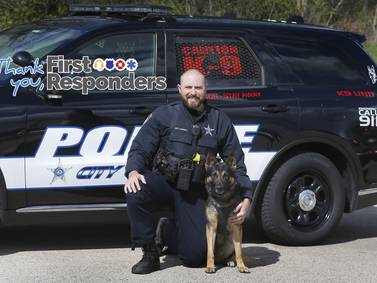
top-left (326, 0), bottom-right (345, 26)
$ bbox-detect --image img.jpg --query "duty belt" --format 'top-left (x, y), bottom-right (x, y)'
top-left (153, 124), bottom-right (206, 190)
top-left (153, 149), bottom-right (204, 191)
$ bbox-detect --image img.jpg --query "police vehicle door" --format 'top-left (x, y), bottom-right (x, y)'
top-left (25, 31), bottom-right (165, 207)
top-left (166, 31), bottom-right (300, 184)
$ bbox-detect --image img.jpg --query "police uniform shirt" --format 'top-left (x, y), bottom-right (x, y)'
top-left (125, 101), bottom-right (253, 199)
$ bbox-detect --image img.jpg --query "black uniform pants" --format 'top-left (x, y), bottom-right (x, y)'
top-left (126, 171), bottom-right (207, 267)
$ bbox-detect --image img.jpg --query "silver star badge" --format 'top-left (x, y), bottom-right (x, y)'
top-left (203, 124), bottom-right (215, 136)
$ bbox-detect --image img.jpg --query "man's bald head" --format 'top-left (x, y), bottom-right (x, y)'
top-left (178, 69), bottom-right (207, 112)
top-left (179, 69), bottom-right (207, 86)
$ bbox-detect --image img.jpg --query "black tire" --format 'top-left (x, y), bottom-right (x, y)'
top-left (261, 152), bottom-right (345, 245)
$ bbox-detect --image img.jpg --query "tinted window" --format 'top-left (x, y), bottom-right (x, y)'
top-left (0, 25), bottom-right (83, 70)
top-left (73, 33), bottom-right (156, 77)
top-left (175, 36), bottom-right (262, 88)
top-left (268, 37), bottom-right (367, 86)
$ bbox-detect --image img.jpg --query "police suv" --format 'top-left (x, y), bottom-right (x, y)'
top-left (0, 4), bottom-right (376, 245)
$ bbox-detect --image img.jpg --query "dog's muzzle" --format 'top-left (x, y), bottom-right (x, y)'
top-left (214, 186), bottom-right (225, 195)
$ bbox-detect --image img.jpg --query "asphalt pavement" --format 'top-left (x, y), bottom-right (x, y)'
top-left (0, 206), bottom-right (377, 282)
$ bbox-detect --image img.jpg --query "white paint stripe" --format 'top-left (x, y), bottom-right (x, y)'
top-left (0, 151), bottom-right (277, 189)
top-left (0, 158), bottom-right (25, 189)
top-left (244, 152), bottom-right (276, 181)
top-left (25, 156), bottom-right (127, 189)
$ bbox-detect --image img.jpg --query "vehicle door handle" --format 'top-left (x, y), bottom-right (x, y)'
top-left (129, 107), bottom-right (153, 115)
top-left (17, 129), bottom-right (27, 136)
top-left (261, 105), bottom-right (288, 113)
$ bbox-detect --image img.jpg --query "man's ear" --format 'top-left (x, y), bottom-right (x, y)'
top-left (205, 152), bottom-right (216, 171)
top-left (226, 155), bottom-right (237, 171)
top-left (177, 84), bottom-right (182, 94)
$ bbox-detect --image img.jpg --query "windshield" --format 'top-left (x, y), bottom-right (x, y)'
top-left (0, 24), bottom-right (84, 60)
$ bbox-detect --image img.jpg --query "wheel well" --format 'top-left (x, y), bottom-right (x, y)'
top-left (253, 142), bottom-right (356, 219)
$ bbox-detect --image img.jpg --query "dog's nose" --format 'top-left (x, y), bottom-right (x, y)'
top-left (215, 187), bottom-right (225, 195)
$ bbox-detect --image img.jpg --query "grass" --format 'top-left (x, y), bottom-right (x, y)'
top-left (364, 41), bottom-right (377, 62)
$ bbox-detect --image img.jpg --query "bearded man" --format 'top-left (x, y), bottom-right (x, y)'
top-left (124, 69), bottom-right (252, 274)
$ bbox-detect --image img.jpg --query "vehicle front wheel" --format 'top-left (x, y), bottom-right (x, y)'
top-left (261, 152), bottom-right (345, 245)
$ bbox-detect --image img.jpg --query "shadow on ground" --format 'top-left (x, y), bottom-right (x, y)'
top-left (159, 246), bottom-right (280, 271)
top-left (322, 206), bottom-right (377, 245)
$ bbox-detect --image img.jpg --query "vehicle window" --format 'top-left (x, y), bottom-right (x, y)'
top-left (0, 25), bottom-right (83, 69)
top-left (175, 36), bottom-right (262, 88)
top-left (73, 33), bottom-right (156, 77)
top-left (267, 37), bottom-right (367, 86)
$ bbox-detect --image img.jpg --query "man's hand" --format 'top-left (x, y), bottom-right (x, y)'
top-left (124, 170), bottom-right (146, 194)
top-left (229, 198), bottom-right (252, 225)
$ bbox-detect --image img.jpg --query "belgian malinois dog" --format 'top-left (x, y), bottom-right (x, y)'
top-left (204, 154), bottom-right (249, 273)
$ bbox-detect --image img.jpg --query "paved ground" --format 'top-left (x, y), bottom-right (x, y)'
top-left (0, 206), bottom-right (377, 282)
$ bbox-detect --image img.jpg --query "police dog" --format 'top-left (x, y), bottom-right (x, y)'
top-left (204, 154), bottom-right (249, 273)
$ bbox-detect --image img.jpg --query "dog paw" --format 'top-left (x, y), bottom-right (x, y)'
top-left (237, 266), bottom-right (250, 273)
top-left (205, 266), bottom-right (216, 273)
top-left (226, 260), bottom-right (236, 267)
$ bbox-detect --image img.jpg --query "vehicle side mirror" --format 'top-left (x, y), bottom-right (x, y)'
top-left (12, 51), bottom-right (34, 67)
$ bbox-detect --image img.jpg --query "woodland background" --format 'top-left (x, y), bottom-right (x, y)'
top-left (1, 0), bottom-right (377, 58)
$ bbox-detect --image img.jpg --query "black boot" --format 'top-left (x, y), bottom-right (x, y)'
top-left (131, 242), bottom-right (160, 274)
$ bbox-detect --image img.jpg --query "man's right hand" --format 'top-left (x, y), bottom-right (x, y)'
top-left (124, 170), bottom-right (146, 194)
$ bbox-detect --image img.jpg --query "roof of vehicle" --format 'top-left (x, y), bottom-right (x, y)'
top-left (22, 16), bottom-right (126, 33)
top-left (175, 16), bottom-right (366, 42)
top-left (34, 14), bottom-right (366, 43)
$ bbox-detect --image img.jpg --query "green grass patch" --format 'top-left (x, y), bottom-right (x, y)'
top-left (365, 41), bottom-right (377, 62)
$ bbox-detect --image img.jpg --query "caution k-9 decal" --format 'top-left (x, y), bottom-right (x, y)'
top-left (0, 125), bottom-right (276, 190)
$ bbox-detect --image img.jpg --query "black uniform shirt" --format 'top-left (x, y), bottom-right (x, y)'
top-left (125, 101), bottom-right (253, 199)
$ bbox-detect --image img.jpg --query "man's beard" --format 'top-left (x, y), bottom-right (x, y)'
top-left (181, 96), bottom-right (206, 110)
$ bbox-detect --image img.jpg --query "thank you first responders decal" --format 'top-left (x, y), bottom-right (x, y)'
top-left (0, 56), bottom-right (167, 97)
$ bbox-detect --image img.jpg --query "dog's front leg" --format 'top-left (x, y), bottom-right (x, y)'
top-left (231, 224), bottom-right (249, 273)
top-left (205, 207), bottom-right (218, 273)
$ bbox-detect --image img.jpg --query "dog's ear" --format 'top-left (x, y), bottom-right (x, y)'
top-left (205, 152), bottom-right (216, 171)
top-left (226, 155), bottom-right (237, 171)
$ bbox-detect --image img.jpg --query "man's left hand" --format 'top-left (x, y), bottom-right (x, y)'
top-left (229, 198), bottom-right (252, 225)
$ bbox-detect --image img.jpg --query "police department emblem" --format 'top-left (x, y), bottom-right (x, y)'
top-left (48, 158), bottom-right (72, 184)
